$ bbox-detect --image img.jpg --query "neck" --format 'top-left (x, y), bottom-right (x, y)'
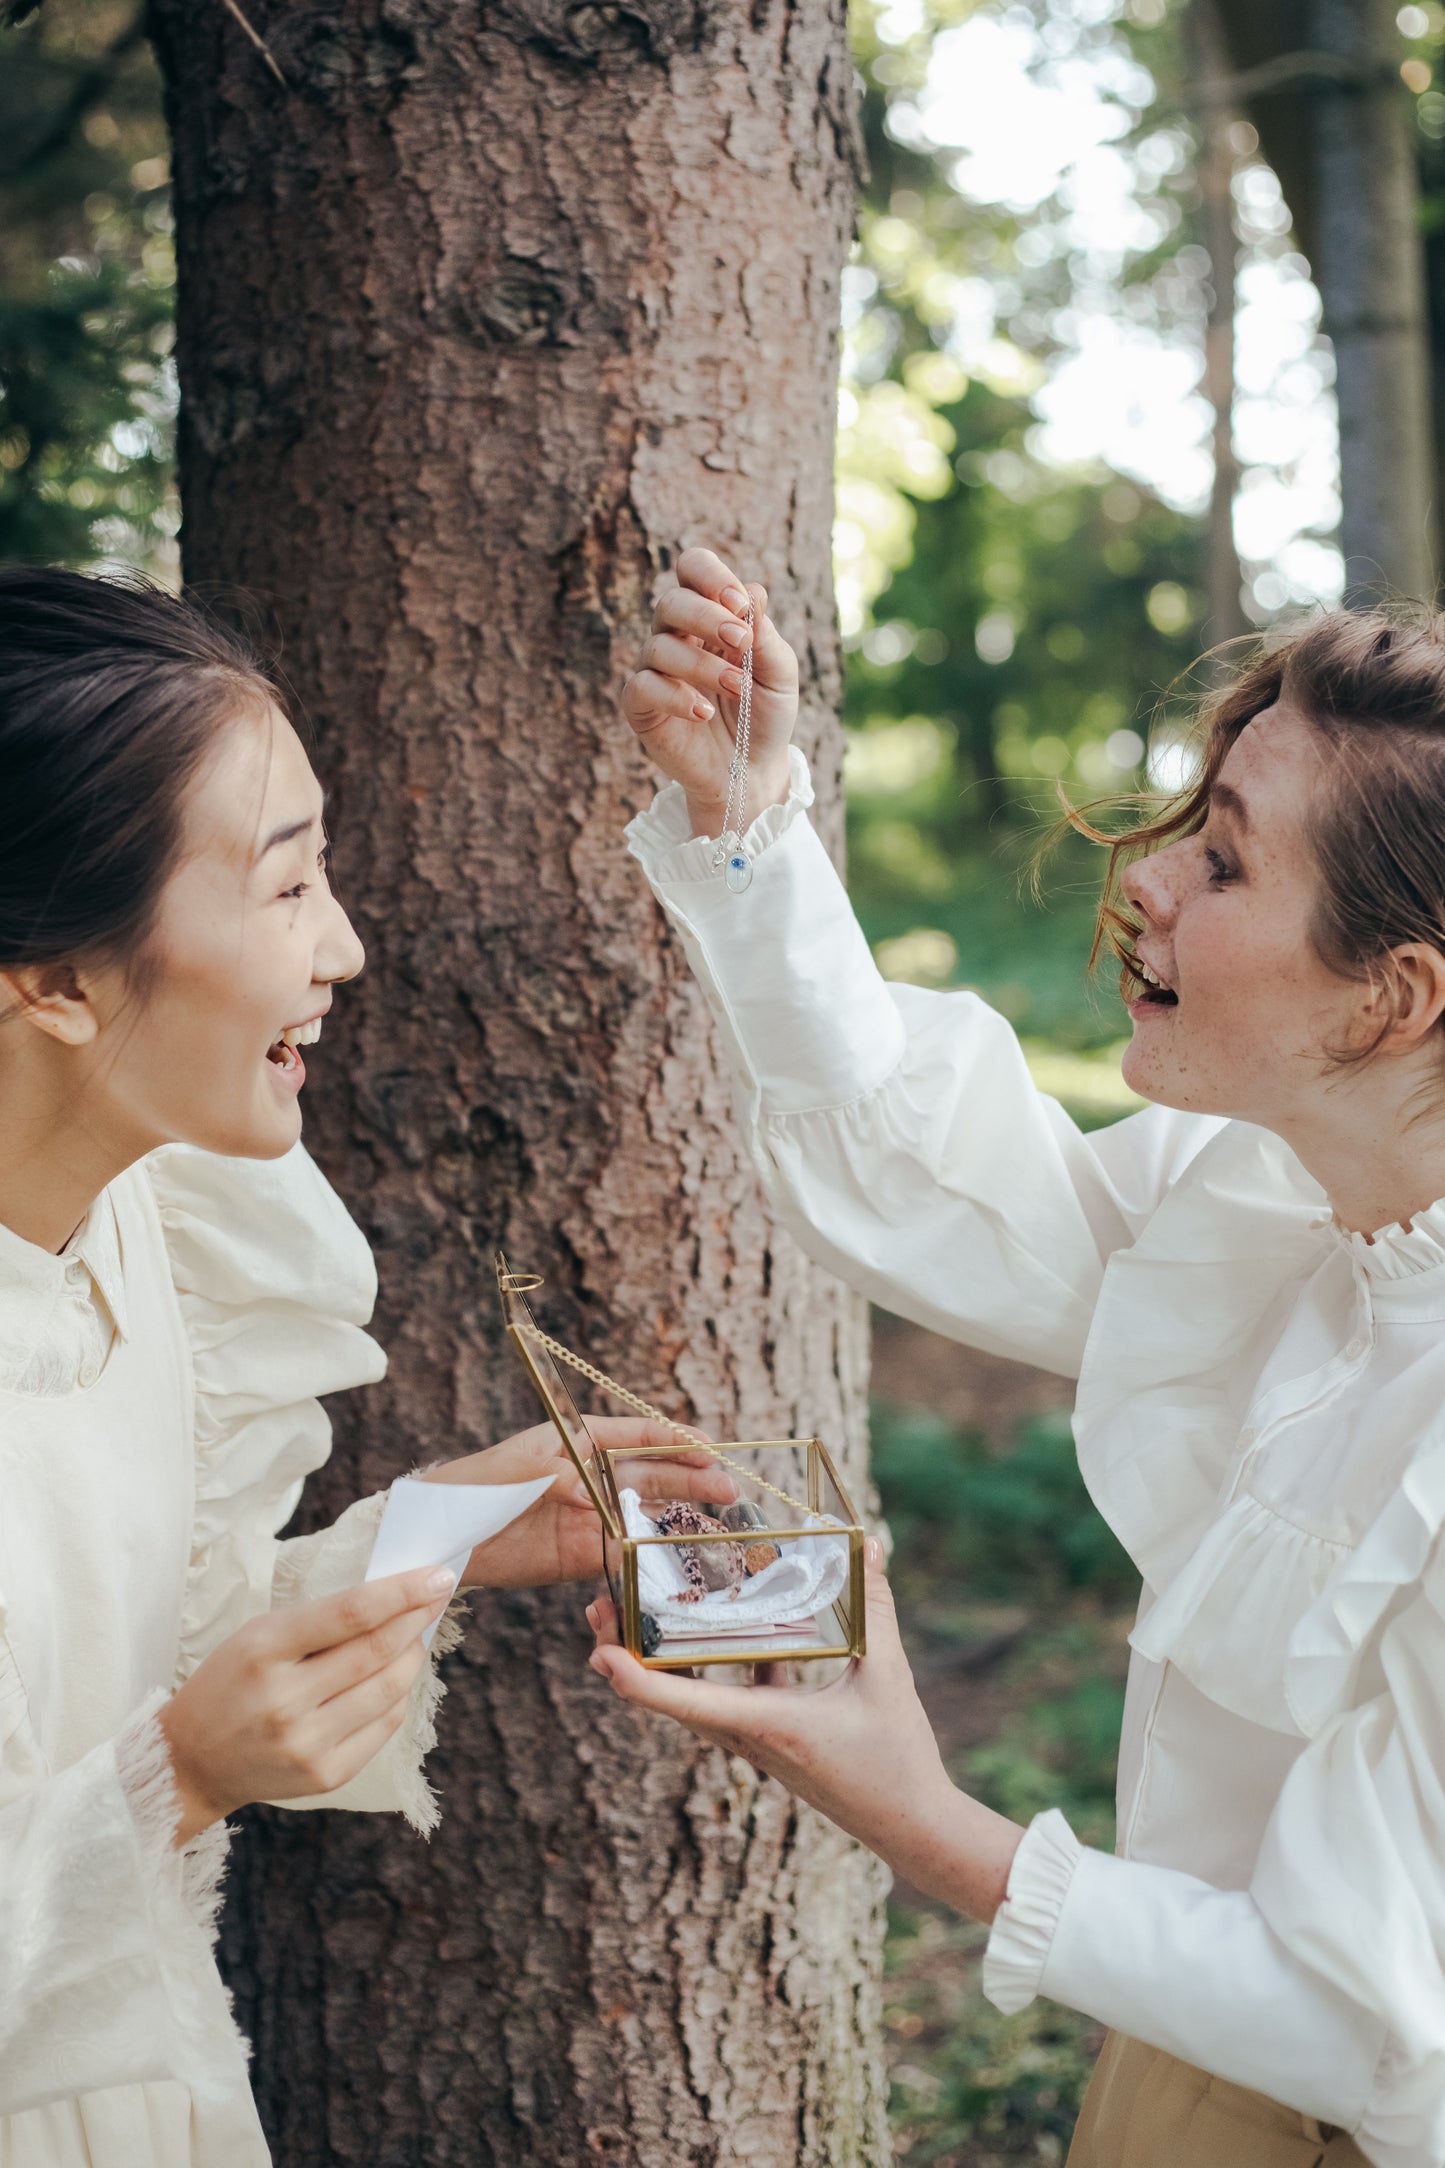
top-left (1276, 1066), bottom-right (1445, 1237)
top-left (0, 1045), bottom-right (139, 1254)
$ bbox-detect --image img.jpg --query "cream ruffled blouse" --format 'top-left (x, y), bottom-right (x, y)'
top-left (0, 1142), bottom-right (450, 2167)
top-left (628, 753), bottom-right (1445, 2168)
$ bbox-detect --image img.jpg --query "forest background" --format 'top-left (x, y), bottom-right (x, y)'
top-left (1, 0), bottom-right (1438, 2160)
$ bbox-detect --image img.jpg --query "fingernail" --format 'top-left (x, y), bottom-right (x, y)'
top-left (720, 668), bottom-right (742, 695)
top-left (864, 1538), bottom-right (883, 1569)
top-left (585, 1603), bottom-right (599, 1628)
top-left (426, 1568), bottom-right (457, 1596)
top-left (717, 619), bottom-right (747, 649)
top-left (723, 587), bottom-right (748, 613)
top-left (693, 698), bottom-right (715, 719)
top-left (589, 1652), bottom-right (612, 1679)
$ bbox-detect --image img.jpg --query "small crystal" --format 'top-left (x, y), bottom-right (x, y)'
top-left (639, 1612), bottom-right (662, 1658)
top-left (725, 850), bottom-right (753, 894)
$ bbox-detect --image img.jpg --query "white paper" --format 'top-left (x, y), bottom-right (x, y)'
top-left (620, 1488), bottom-right (849, 1639)
top-left (367, 1474), bottom-right (556, 1645)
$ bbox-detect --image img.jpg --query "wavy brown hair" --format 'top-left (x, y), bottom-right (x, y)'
top-left (1073, 608), bottom-right (1445, 1059)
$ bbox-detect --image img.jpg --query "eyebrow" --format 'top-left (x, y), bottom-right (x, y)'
top-left (1209, 781), bottom-right (1250, 831)
top-left (257, 794), bottom-right (329, 861)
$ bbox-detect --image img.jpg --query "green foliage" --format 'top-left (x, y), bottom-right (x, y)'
top-left (967, 1663), bottom-right (1126, 1836)
top-left (878, 1388), bottom-right (1135, 2158)
top-left (842, 0), bottom-right (1209, 1056)
top-left (886, 1910), bottom-right (1100, 2167)
top-left (0, 0), bottom-right (177, 572)
top-left (872, 1402), bottom-right (1135, 1604)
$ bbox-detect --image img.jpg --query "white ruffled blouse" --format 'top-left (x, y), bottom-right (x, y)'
top-left (627, 753), bottom-right (1445, 2168)
top-left (0, 1142), bottom-right (450, 2167)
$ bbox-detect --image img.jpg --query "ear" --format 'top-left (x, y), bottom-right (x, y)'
top-left (1365, 945), bottom-right (1445, 1056)
top-left (0, 964), bottom-right (100, 1049)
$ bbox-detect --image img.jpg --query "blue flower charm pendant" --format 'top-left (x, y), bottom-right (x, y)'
top-left (725, 848), bottom-right (753, 893)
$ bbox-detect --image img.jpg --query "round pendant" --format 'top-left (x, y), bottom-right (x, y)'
top-left (725, 850), bottom-right (753, 894)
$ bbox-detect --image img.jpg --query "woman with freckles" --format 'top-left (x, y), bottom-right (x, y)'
top-left (599, 548), bottom-right (1445, 2168)
top-left (0, 566), bottom-right (732, 2166)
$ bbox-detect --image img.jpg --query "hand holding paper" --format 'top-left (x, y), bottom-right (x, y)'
top-left (367, 1475), bottom-right (556, 1644)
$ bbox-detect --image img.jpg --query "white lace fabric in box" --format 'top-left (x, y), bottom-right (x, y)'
top-left (620, 1488), bottom-right (849, 1635)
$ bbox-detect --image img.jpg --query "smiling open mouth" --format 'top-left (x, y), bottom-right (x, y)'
top-left (265, 1019), bottom-right (323, 1068)
top-left (1132, 959), bottom-right (1178, 1008)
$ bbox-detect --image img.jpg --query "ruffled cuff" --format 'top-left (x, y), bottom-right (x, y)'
top-left (980, 1808), bottom-right (1083, 2016)
top-left (271, 1494), bottom-right (462, 1835)
top-left (114, 1692), bottom-right (249, 2099)
top-left (623, 744), bottom-right (814, 887)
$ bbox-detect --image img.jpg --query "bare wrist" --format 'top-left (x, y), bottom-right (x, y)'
top-left (686, 760), bottom-right (792, 841)
top-left (156, 1701), bottom-right (227, 1848)
top-left (897, 1781), bottom-right (1023, 1926)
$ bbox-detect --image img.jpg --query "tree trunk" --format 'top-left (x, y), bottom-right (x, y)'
top-left (145, 6), bottom-right (888, 2163)
top-left (1309, 0), bottom-right (1436, 601)
top-left (1186, 0), bottom-right (1249, 648)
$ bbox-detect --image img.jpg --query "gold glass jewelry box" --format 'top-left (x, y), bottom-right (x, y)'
top-left (497, 1256), bottom-right (866, 1671)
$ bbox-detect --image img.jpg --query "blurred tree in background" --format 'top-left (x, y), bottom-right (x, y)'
top-left (841, 0), bottom-right (1214, 1095)
top-left (0, 0), bottom-right (175, 571)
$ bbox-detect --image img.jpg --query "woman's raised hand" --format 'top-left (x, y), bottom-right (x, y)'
top-left (621, 547), bottom-right (799, 838)
top-left (157, 1567), bottom-right (455, 1845)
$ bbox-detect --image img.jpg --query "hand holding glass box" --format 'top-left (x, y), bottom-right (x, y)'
top-left (496, 1256), bottom-right (867, 1672)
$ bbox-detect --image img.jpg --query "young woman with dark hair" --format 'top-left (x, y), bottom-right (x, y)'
top-left (599, 548), bottom-right (1445, 2168)
top-left (0, 564), bottom-right (729, 2166)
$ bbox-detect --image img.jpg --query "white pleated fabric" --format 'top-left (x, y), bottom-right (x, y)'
top-left (0, 1142), bottom-right (447, 2166)
top-left (627, 756), bottom-right (1445, 2168)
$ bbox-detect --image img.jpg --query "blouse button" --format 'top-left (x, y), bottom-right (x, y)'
top-left (1345, 1336), bottom-right (1367, 1361)
top-left (78, 1360), bottom-right (98, 1387)
top-left (1239, 1426), bottom-right (1257, 1448)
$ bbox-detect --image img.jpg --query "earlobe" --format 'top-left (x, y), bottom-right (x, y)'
top-left (0, 965), bottom-right (100, 1048)
top-left (1373, 945), bottom-right (1445, 1054)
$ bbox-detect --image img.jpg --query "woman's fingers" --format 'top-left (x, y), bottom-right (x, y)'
top-left (576, 1417), bottom-right (737, 1509)
top-left (313, 1634), bottom-right (430, 1750)
top-left (675, 547), bottom-right (757, 616)
top-left (637, 631), bottom-right (749, 708)
top-left (623, 1459), bottom-right (738, 1508)
top-left (652, 582), bottom-right (753, 652)
top-left (622, 665), bottom-right (716, 732)
top-left (301, 1593), bottom-right (442, 1703)
top-left (589, 1632), bottom-right (764, 1741)
top-left (580, 1417), bottom-right (707, 1450)
top-left (745, 584), bottom-right (798, 696)
top-left (280, 1568), bottom-right (456, 1662)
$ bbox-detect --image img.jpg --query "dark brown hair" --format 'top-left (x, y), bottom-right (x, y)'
top-left (1077, 608), bottom-right (1445, 1059)
top-left (0, 565), bottom-right (280, 982)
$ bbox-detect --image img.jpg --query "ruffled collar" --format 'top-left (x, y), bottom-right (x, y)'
top-left (0, 1187), bottom-right (130, 1346)
top-left (1341, 1192), bottom-right (1445, 1284)
top-left (1331, 1194), bottom-right (1445, 1322)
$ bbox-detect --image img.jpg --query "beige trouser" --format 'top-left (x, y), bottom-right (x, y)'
top-left (1067, 2034), bottom-right (1370, 2168)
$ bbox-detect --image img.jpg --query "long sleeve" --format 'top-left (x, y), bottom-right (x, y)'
top-left (269, 1495), bottom-right (461, 1833)
top-left (147, 1144), bottom-right (454, 1834)
top-left (980, 1532), bottom-right (1445, 2168)
top-left (983, 1812), bottom-right (1386, 2136)
top-left (0, 1697), bottom-right (244, 2117)
top-left (626, 758), bottom-right (1221, 1378)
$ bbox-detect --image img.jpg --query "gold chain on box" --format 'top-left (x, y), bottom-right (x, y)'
top-left (518, 1322), bottom-right (840, 1527)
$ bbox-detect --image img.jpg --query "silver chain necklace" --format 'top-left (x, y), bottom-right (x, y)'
top-left (710, 599), bottom-right (754, 894)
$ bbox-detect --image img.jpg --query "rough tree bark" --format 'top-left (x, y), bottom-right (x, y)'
top-left (145, 4), bottom-right (889, 2163)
